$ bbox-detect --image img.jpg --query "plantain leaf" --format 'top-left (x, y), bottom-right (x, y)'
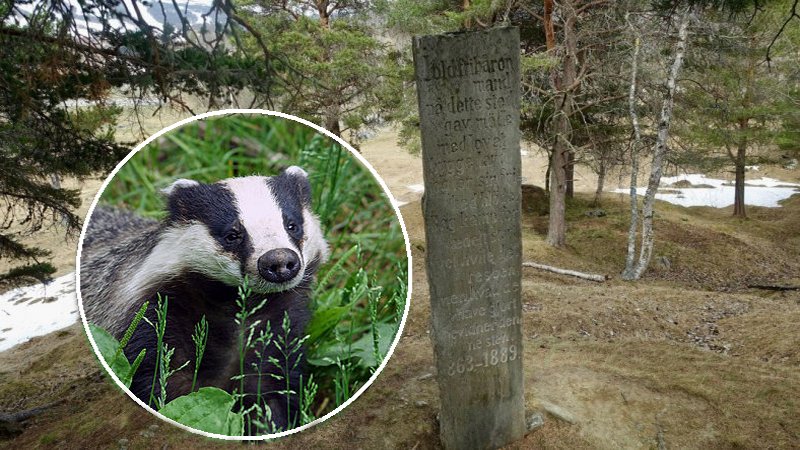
top-left (89, 323), bottom-right (134, 387)
top-left (307, 322), bottom-right (397, 369)
top-left (305, 304), bottom-right (354, 344)
top-left (159, 387), bottom-right (244, 436)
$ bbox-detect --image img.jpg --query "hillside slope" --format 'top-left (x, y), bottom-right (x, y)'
top-left (1, 191), bottom-right (799, 448)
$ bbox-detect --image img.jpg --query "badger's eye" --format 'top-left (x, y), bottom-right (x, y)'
top-left (286, 222), bottom-right (297, 232)
top-left (224, 230), bottom-right (241, 244)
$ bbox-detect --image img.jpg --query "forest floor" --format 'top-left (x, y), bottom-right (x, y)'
top-left (1, 126), bottom-right (799, 449)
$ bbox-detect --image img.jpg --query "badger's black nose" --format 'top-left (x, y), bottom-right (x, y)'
top-left (258, 248), bottom-right (301, 283)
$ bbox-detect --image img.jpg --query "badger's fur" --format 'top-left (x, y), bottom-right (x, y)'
top-left (80, 166), bottom-right (328, 432)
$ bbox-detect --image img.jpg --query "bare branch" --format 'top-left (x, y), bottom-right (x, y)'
top-left (765, 0), bottom-right (799, 66)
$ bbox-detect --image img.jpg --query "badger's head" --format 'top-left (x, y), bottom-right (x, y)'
top-left (157, 166), bottom-right (329, 294)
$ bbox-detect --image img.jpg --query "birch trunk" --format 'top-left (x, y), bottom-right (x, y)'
top-left (630, 8), bottom-right (691, 280)
top-left (523, 262), bottom-right (607, 282)
top-left (622, 20), bottom-right (642, 280)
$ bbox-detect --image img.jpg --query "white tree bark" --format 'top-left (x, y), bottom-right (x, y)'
top-left (523, 262), bottom-right (607, 282)
top-left (630, 8), bottom-right (692, 280)
top-left (622, 15), bottom-right (643, 280)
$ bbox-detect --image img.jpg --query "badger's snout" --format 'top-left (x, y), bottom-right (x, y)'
top-left (258, 248), bottom-right (301, 283)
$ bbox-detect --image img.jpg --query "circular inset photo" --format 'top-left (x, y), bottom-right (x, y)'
top-left (76, 110), bottom-right (410, 439)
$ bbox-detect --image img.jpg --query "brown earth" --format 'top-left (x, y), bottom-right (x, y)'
top-left (1, 127), bottom-right (799, 449)
top-left (359, 127), bottom-right (603, 206)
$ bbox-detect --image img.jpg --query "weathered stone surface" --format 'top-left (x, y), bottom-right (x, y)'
top-left (413, 27), bottom-right (524, 449)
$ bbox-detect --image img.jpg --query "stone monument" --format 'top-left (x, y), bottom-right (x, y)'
top-left (413, 27), bottom-right (525, 449)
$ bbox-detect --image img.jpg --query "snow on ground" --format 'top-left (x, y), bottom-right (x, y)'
top-left (407, 175), bottom-right (800, 209)
top-left (614, 174), bottom-right (800, 208)
top-left (1, 174), bottom-right (796, 352)
top-left (11, 0), bottom-right (214, 38)
top-left (0, 273), bottom-right (79, 352)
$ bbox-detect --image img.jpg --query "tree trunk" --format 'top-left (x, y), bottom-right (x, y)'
top-left (543, 0), bottom-right (555, 51)
top-left (316, 1), bottom-right (330, 29)
top-left (732, 51), bottom-right (755, 218)
top-left (523, 262), bottom-right (607, 282)
top-left (622, 20), bottom-right (642, 280)
top-left (546, 1), bottom-right (577, 248)
top-left (316, 2), bottom-right (340, 136)
top-left (566, 150), bottom-right (575, 198)
top-left (630, 8), bottom-right (691, 280)
top-left (324, 106), bottom-right (342, 137)
top-left (548, 113), bottom-right (569, 247)
top-left (593, 156), bottom-right (606, 206)
top-left (544, 149), bottom-right (552, 194)
top-left (733, 131), bottom-right (747, 218)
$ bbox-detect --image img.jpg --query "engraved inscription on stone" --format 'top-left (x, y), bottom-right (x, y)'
top-left (414, 28), bottom-right (525, 449)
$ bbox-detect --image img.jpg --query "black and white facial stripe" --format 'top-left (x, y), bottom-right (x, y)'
top-left (149, 166), bottom-right (329, 294)
top-left (163, 181), bottom-right (254, 273)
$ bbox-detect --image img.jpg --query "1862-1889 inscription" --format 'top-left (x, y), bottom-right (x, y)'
top-left (413, 28), bottom-right (525, 449)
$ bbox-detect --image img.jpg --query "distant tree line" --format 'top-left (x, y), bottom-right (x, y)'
top-left (0, 0), bottom-right (797, 283)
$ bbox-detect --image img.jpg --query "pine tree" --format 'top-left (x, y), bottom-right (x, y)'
top-left (239, 0), bottom-right (402, 141)
top-left (0, 12), bottom-right (129, 284)
top-left (0, 0), bottom-right (277, 285)
top-left (676, 3), bottom-right (800, 218)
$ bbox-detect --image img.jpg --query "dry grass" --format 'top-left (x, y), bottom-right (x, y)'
top-left (2, 186), bottom-right (799, 448)
top-left (521, 192), bottom-right (800, 290)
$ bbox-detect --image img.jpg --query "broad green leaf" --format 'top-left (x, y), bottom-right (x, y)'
top-left (89, 323), bottom-right (134, 387)
top-left (305, 304), bottom-right (354, 345)
top-left (159, 387), bottom-right (244, 436)
top-left (307, 323), bottom-right (397, 369)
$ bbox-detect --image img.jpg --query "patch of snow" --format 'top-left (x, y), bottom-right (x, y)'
top-left (0, 273), bottom-right (79, 352)
top-left (745, 165), bottom-right (760, 171)
top-left (614, 174), bottom-right (800, 208)
top-left (122, 0), bottom-right (163, 29)
top-left (10, 0), bottom-right (215, 39)
top-left (66, 97), bottom-right (160, 109)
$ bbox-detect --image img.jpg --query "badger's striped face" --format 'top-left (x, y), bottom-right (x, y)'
top-left (160, 166), bottom-right (329, 294)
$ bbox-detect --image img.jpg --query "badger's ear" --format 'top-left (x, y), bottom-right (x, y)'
top-left (277, 166), bottom-right (312, 206)
top-left (284, 166), bottom-right (308, 178)
top-left (161, 178), bottom-right (200, 197)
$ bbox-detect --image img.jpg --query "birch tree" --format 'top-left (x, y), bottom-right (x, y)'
top-left (622, 7), bottom-right (692, 280)
top-left (621, 13), bottom-right (644, 280)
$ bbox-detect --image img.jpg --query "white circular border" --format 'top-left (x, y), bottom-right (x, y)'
top-left (75, 109), bottom-right (413, 440)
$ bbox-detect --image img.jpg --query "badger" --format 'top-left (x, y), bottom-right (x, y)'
top-left (80, 166), bottom-right (329, 432)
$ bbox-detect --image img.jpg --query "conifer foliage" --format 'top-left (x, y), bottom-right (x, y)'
top-left (0, 0), bottom-right (268, 284)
